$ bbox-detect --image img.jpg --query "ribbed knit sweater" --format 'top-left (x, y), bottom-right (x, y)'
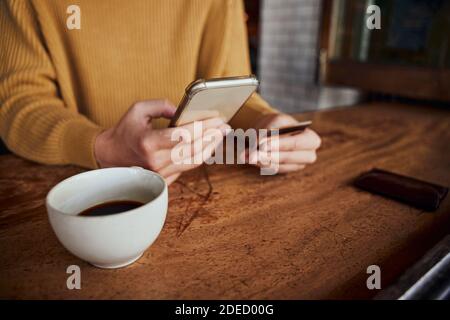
top-left (0, 0), bottom-right (276, 169)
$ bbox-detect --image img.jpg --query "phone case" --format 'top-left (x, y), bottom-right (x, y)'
top-left (354, 168), bottom-right (448, 211)
top-left (170, 76), bottom-right (259, 127)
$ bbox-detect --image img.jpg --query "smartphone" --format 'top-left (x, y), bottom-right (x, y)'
top-left (170, 75), bottom-right (259, 127)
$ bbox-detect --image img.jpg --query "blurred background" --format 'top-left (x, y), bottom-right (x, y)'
top-left (244, 0), bottom-right (450, 113)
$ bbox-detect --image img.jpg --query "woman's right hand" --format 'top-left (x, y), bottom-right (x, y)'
top-left (94, 99), bottom-right (230, 185)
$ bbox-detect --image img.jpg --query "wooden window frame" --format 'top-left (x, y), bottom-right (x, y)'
top-left (319, 0), bottom-right (450, 102)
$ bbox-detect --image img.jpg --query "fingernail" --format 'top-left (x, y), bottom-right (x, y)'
top-left (214, 117), bottom-right (226, 124)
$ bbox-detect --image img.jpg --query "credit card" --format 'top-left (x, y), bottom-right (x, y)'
top-left (268, 121), bottom-right (312, 137)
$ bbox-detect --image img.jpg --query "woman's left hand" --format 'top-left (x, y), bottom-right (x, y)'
top-left (247, 113), bottom-right (321, 173)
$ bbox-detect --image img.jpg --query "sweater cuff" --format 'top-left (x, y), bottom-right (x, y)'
top-left (230, 101), bottom-right (279, 130)
top-left (61, 119), bottom-right (103, 169)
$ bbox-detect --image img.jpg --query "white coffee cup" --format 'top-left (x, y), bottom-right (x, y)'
top-left (46, 167), bottom-right (168, 269)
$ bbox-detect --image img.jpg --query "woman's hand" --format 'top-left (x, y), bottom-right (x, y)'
top-left (94, 99), bottom-right (229, 185)
top-left (248, 113), bottom-right (321, 173)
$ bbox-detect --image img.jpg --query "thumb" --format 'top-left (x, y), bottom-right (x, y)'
top-left (133, 99), bottom-right (177, 119)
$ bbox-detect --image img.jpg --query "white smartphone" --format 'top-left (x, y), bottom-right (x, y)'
top-left (169, 75), bottom-right (259, 127)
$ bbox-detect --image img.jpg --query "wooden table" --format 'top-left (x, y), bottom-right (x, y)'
top-left (1, 102), bottom-right (449, 299)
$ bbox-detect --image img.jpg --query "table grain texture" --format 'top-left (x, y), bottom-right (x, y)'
top-left (0, 102), bottom-right (449, 299)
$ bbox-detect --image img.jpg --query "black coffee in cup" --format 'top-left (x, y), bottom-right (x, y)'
top-left (78, 200), bottom-right (144, 217)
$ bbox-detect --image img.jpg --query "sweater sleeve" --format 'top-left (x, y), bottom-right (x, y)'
top-left (197, 0), bottom-right (278, 130)
top-left (0, 0), bottom-right (103, 168)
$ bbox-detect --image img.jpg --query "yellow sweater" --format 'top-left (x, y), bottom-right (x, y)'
top-left (0, 0), bottom-right (276, 169)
